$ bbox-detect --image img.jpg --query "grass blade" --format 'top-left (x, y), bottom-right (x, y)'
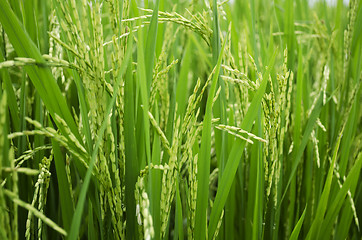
top-left (319, 151), bottom-right (362, 237)
top-left (280, 91), bottom-right (325, 207)
top-left (194, 35), bottom-right (226, 240)
top-left (0, 51), bottom-right (20, 132)
top-left (208, 50), bottom-right (277, 240)
top-left (51, 137), bottom-right (74, 232)
top-left (145, 0), bottom-right (160, 90)
top-left (124, 38), bottom-right (139, 239)
top-left (290, 205), bottom-right (307, 240)
top-left (175, 39), bottom-right (192, 118)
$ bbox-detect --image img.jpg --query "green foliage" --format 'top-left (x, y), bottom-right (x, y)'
top-left (0, 0), bottom-right (361, 239)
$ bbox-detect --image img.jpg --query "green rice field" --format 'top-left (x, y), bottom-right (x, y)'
top-left (0, 0), bottom-right (361, 239)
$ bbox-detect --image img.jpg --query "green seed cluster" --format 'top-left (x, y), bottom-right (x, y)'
top-left (25, 155), bottom-right (52, 240)
top-left (0, 93), bottom-right (12, 240)
top-left (160, 117), bottom-right (180, 238)
top-left (135, 175), bottom-right (154, 240)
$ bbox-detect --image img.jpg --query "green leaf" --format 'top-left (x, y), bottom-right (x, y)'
top-left (208, 50), bottom-right (277, 239)
top-left (145, 0), bottom-right (160, 90)
top-left (318, 151), bottom-right (362, 237)
top-left (306, 125), bottom-right (344, 239)
top-left (175, 39), bottom-right (192, 118)
top-left (51, 136), bottom-right (74, 232)
top-left (0, 50), bottom-right (20, 132)
top-left (280, 91), bottom-right (325, 207)
top-left (124, 37), bottom-right (139, 239)
top-left (290, 206), bottom-right (307, 240)
top-left (194, 35), bottom-right (226, 240)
